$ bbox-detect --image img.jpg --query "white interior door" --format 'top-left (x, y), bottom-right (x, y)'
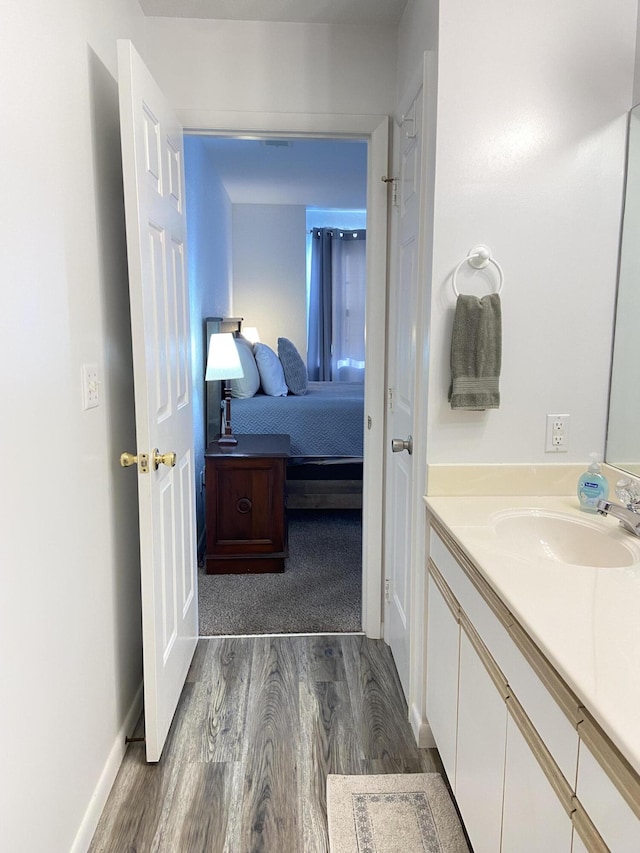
top-left (383, 87), bottom-right (423, 698)
top-left (118, 40), bottom-right (198, 762)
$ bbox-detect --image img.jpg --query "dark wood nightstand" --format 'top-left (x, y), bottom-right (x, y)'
top-left (205, 434), bottom-right (290, 574)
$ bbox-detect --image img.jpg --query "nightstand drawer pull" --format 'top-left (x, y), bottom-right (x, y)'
top-left (236, 497), bottom-right (253, 514)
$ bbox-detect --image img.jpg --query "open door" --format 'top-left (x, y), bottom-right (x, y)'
top-left (118, 40), bottom-right (198, 762)
top-left (384, 84), bottom-right (424, 698)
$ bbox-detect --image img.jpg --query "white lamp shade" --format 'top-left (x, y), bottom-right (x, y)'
top-left (242, 326), bottom-right (261, 344)
top-left (205, 333), bottom-right (244, 381)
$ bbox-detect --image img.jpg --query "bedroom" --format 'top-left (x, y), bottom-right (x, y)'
top-left (185, 133), bottom-right (369, 633)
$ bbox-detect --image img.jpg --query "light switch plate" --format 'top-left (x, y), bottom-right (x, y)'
top-left (82, 363), bottom-right (99, 410)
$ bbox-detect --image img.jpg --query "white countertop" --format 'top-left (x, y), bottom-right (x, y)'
top-left (425, 495), bottom-right (640, 776)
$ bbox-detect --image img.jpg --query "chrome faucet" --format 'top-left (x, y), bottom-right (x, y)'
top-left (597, 477), bottom-right (640, 536)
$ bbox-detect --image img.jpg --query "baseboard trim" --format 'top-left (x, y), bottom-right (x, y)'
top-left (411, 702), bottom-right (435, 749)
top-left (70, 682), bottom-right (144, 853)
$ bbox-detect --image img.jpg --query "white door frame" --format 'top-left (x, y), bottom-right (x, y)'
top-left (182, 110), bottom-right (389, 639)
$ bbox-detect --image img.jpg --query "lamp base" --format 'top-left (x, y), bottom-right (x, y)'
top-left (217, 433), bottom-right (238, 447)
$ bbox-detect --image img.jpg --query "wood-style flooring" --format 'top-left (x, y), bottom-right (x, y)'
top-left (90, 634), bottom-right (440, 853)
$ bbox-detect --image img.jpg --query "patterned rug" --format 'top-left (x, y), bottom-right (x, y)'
top-left (327, 774), bottom-right (469, 853)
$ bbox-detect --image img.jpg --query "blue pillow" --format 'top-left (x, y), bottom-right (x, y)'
top-left (277, 337), bottom-right (308, 395)
top-left (253, 343), bottom-right (288, 396)
top-left (230, 336), bottom-right (260, 398)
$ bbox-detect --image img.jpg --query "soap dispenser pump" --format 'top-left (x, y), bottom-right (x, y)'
top-left (577, 453), bottom-right (609, 513)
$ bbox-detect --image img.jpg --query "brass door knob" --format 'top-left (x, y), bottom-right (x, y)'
top-left (152, 449), bottom-right (177, 470)
top-left (120, 451), bottom-right (149, 473)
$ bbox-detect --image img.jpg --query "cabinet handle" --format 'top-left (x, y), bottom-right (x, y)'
top-left (237, 497), bottom-right (252, 514)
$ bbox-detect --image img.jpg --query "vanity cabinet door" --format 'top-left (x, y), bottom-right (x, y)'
top-left (501, 714), bottom-right (573, 853)
top-left (426, 574), bottom-right (460, 786)
top-left (455, 631), bottom-right (507, 853)
top-left (576, 741), bottom-right (640, 851)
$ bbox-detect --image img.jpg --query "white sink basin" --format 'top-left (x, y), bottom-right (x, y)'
top-left (491, 509), bottom-right (639, 568)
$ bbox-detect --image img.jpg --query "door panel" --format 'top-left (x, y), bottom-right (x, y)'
top-left (118, 39), bottom-right (198, 762)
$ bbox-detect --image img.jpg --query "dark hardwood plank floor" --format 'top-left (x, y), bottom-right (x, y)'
top-left (90, 635), bottom-right (440, 853)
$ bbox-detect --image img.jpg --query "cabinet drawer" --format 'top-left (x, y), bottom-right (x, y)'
top-left (576, 741), bottom-right (640, 852)
top-left (430, 528), bottom-right (579, 785)
top-left (430, 530), bottom-right (509, 655)
top-left (497, 633), bottom-right (578, 787)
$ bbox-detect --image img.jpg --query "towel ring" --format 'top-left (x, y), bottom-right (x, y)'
top-left (452, 245), bottom-right (504, 298)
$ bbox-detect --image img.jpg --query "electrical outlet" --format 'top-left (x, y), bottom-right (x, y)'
top-left (82, 363), bottom-right (99, 410)
top-left (545, 413), bottom-right (570, 452)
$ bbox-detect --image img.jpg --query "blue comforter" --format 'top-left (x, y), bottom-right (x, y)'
top-left (231, 381), bottom-right (364, 458)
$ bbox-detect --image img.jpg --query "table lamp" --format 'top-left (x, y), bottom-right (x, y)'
top-left (205, 333), bottom-right (244, 446)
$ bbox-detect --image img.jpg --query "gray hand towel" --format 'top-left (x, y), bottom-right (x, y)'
top-left (448, 293), bottom-right (501, 410)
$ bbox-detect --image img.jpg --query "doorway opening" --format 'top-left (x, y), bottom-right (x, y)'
top-left (185, 133), bottom-right (370, 636)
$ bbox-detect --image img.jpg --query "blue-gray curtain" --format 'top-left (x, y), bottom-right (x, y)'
top-left (307, 227), bottom-right (366, 382)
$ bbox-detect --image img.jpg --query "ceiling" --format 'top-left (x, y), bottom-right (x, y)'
top-left (188, 136), bottom-right (368, 207)
top-left (139, 0), bottom-right (408, 25)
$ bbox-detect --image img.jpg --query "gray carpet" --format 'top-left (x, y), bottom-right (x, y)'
top-left (198, 509), bottom-right (362, 635)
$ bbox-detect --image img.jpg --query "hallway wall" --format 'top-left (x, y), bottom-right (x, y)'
top-left (1, 2), bottom-right (146, 850)
top-left (144, 16), bottom-right (398, 118)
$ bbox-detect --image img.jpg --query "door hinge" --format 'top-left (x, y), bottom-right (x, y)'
top-left (381, 175), bottom-right (399, 207)
top-left (385, 578), bottom-right (392, 602)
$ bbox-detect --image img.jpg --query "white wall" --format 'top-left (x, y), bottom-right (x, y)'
top-left (635, 2), bottom-right (640, 104)
top-left (0, 1), bottom-right (146, 851)
top-left (185, 137), bottom-right (234, 319)
top-left (144, 17), bottom-right (397, 117)
top-left (396, 0), bottom-right (437, 107)
top-left (184, 136), bottom-right (233, 546)
top-left (232, 204), bottom-right (308, 354)
top-left (423, 0), bottom-right (637, 466)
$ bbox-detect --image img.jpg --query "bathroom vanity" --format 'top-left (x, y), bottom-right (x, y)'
top-left (425, 495), bottom-right (640, 852)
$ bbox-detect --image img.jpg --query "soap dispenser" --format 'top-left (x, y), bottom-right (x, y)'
top-left (577, 453), bottom-right (609, 513)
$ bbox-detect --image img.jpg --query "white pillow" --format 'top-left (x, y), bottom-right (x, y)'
top-left (230, 337), bottom-right (260, 398)
top-left (253, 343), bottom-right (288, 396)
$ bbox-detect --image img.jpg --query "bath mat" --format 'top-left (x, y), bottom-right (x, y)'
top-left (326, 773), bottom-right (469, 853)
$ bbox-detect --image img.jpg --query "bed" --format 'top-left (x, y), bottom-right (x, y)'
top-left (231, 381), bottom-right (363, 459)
top-left (204, 317), bottom-right (364, 508)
